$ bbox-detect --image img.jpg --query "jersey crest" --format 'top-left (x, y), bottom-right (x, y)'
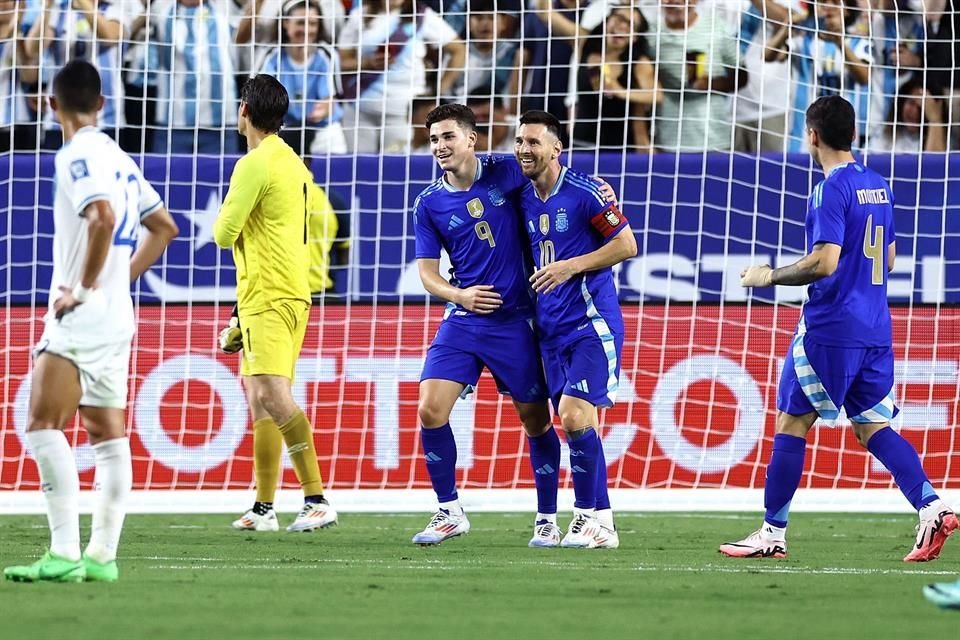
top-left (555, 209), bottom-right (568, 232)
top-left (487, 186), bottom-right (505, 206)
top-left (70, 159), bottom-right (89, 181)
top-left (539, 213), bottom-right (550, 236)
top-left (466, 197), bottom-right (485, 218)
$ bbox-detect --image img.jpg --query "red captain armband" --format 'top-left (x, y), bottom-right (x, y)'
top-left (590, 205), bottom-right (627, 238)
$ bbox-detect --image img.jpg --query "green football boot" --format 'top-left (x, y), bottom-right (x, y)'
top-left (4, 551), bottom-right (86, 583)
top-left (82, 553), bottom-right (119, 583)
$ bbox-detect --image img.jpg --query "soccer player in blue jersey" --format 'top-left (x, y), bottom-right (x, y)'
top-left (515, 110), bottom-right (637, 549)
top-left (411, 104), bottom-right (559, 547)
top-left (412, 104), bottom-right (619, 547)
top-left (720, 95), bottom-right (957, 561)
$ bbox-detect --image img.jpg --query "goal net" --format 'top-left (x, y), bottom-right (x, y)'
top-left (1, 0), bottom-right (958, 513)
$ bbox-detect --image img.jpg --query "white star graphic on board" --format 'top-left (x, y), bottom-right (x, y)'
top-left (185, 191), bottom-right (222, 249)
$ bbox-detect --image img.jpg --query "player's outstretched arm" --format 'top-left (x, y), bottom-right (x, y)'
top-left (417, 258), bottom-right (502, 314)
top-left (130, 206), bottom-right (179, 281)
top-left (531, 225), bottom-right (637, 294)
top-left (740, 242), bottom-right (841, 288)
top-left (54, 199), bottom-right (116, 318)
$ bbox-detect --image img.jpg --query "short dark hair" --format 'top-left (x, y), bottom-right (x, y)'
top-left (53, 60), bottom-right (101, 114)
top-left (424, 103), bottom-right (476, 132)
top-left (241, 74), bottom-right (289, 133)
top-left (805, 95), bottom-right (856, 151)
top-left (519, 110), bottom-right (562, 141)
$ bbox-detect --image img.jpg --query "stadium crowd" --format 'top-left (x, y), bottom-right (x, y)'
top-left (0, 0), bottom-right (958, 155)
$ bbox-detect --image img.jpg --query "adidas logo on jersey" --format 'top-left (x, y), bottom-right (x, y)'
top-left (534, 464), bottom-right (555, 476)
top-left (424, 452), bottom-right (443, 463)
top-left (448, 215), bottom-right (465, 230)
top-left (571, 380), bottom-right (590, 393)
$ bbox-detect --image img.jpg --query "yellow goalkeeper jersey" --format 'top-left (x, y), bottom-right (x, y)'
top-left (306, 183), bottom-right (348, 294)
top-left (214, 135), bottom-right (312, 314)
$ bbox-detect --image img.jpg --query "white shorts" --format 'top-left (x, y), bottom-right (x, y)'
top-left (35, 313), bottom-right (133, 409)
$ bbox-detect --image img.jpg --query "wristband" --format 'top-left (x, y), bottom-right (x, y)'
top-left (73, 284), bottom-right (93, 303)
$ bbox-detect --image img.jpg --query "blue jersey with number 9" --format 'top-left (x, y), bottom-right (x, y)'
top-left (413, 155), bottom-right (533, 321)
top-left (802, 162), bottom-right (895, 347)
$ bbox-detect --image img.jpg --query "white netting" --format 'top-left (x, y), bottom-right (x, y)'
top-left (1, 0), bottom-right (959, 510)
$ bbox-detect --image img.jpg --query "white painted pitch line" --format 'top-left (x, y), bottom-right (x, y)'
top-left (138, 557), bottom-right (958, 576)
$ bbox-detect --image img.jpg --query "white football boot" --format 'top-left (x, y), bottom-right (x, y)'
top-left (560, 513), bottom-right (602, 548)
top-left (719, 527), bottom-right (787, 559)
top-left (904, 502), bottom-right (959, 562)
top-left (593, 522), bottom-right (620, 549)
top-left (286, 500), bottom-right (338, 532)
top-left (528, 520), bottom-right (561, 548)
top-left (411, 510), bottom-right (470, 546)
top-left (232, 508), bottom-right (280, 532)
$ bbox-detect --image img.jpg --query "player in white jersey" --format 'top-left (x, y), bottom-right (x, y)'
top-left (4, 60), bottom-right (178, 584)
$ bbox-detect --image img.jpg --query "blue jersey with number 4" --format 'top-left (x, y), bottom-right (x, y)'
top-left (520, 167), bottom-right (628, 345)
top-left (801, 162), bottom-right (895, 347)
top-left (413, 155), bottom-right (532, 321)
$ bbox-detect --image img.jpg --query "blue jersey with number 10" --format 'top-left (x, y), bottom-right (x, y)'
top-left (413, 155), bottom-right (532, 321)
top-left (801, 162), bottom-right (895, 347)
top-left (520, 167), bottom-right (628, 345)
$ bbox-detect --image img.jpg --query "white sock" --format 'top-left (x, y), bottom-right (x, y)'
top-left (595, 508), bottom-right (614, 529)
top-left (85, 438), bottom-right (132, 564)
top-left (536, 512), bottom-right (557, 525)
top-left (573, 507), bottom-right (595, 519)
top-left (440, 500), bottom-right (463, 517)
top-left (26, 430), bottom-right (81, 561)
top-left (762, 521), bottom-right (787, 540)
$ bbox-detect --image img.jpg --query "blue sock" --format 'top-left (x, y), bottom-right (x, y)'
top-left (567, 428), bottom-right (599, 510)
top-left (867, 426), bottom-right (939, 511)
top-left (595, 435), bottom-right (611, 511)
top-left (420, 423), bottom-right (458, 503)
top-left (528, 428), bottom-right (560, 515)
top-left (763, 433), bottom-right (806, 528)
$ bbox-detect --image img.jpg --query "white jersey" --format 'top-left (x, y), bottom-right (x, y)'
top-left (50, 127), bottom-right (163, 341)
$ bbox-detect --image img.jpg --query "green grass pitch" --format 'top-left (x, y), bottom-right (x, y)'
top-left (1, 513), bottom-right (958, 639)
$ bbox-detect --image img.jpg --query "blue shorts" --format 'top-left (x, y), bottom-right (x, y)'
top-left (541, 331), bottom-right (623, 412)
top-left (420, 317), bottom-right (547, 404)
top-left (778, 333), bottom-right (899, 423)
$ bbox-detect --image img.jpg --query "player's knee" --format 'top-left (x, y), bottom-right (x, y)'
top-left (418, 398), bottom-right (452, 428)
top-left (517, 403), bottom-right (551, 437)
top-left (558, 407), bottom-right (588, 432)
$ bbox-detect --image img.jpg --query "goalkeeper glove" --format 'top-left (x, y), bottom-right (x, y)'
top-left (219, 315), bottom-right (243, 353)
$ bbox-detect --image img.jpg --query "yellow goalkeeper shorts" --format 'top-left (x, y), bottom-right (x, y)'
top-left (239, 299), bottom-right (310, 380)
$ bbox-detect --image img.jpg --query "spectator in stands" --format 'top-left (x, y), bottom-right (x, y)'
top-left (867, 78), bottom-right (948, 153)
top-left (866, 0), bottom-right (926, 148)
top-left (235, 0), bottom-right (344, 76)
top-left (20, 0), bottom-right (140, 149)
top-left (733, 0), bottom-right (795, 153)
top-left (454, 0), bottom-right (530, 151)
top-left (751, 0), bottom-right (871, 151)
top-left (122, 3), bottom-right (160, 154)
top-left (152, 0), bottom-right (240, 155)
top-left (645, 0), bottom-right (747, 152)
top-left (0, 0), bottom-right (37, 151)
top-left (521, 0), bottom-right (587, 145)
top-left (924, 0), bottom-right (959, 149)
top-left (572, 5), bottom-right (659, 153)
top-left (420, 0), bottom-right (467, 35)
top-left (338, 0), bottom-right (465, 153)
top-left (261, 0), bottom-right (346, 155)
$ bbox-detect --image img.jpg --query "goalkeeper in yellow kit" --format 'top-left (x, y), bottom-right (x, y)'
top-left (214, 74), bottom-right (337, 532)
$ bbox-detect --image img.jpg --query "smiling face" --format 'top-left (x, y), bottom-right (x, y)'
top-left (283, 5), bottom-right (322, 45)
top-left (429, 118), bottom-right (477, 174)
top-left (514, 123), bottom-right (560, 180)
top-left (605, 8), bottom-right (639, 50)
